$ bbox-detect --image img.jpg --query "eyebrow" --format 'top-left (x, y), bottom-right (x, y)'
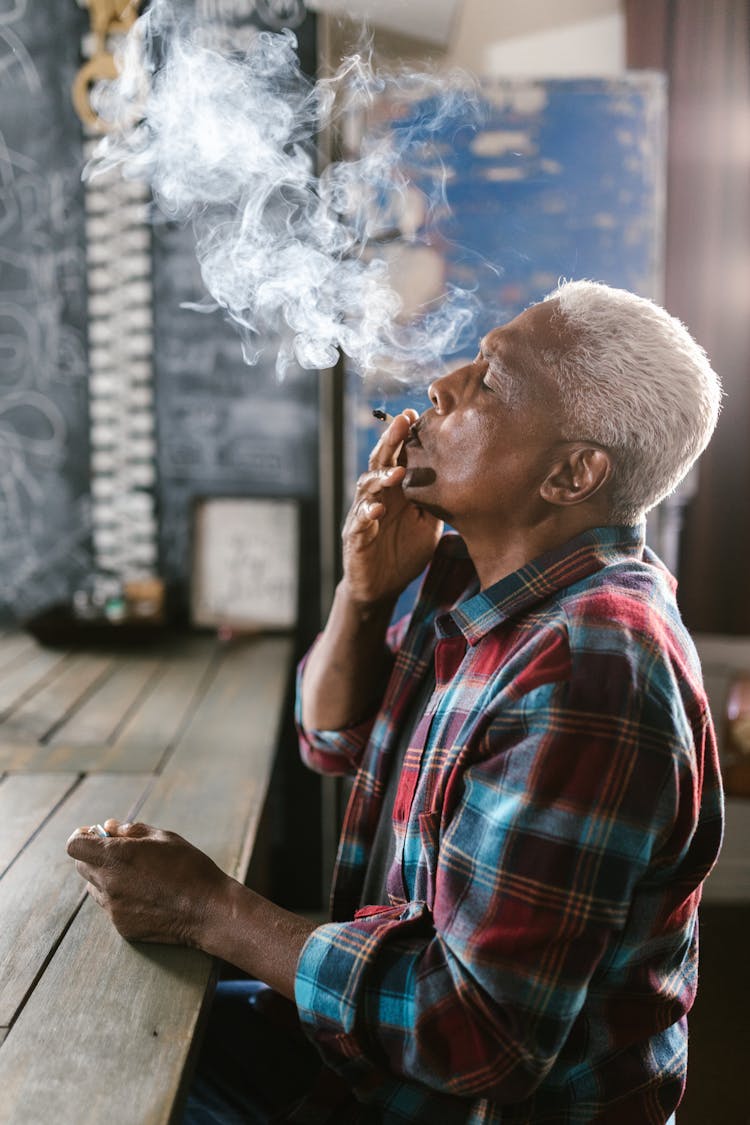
top-left (479, 336), bottom-right (505, 366)
top-left (478, 334), bottom-right (516, 380)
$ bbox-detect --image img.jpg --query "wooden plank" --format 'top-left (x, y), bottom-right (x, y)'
top-left (48, 655), bottom-right (163, 748)
top-left (139, 637), bottom-right (293, 873)
top-left (0, 648), bottom-right (69, 719)
top-left (0, 653), bottom-right (113, 745)
top-left (109, 636), bottom-right (217, 770)
top-left (0, 634), bottom-right (39, 674)
top-left (43, 637), bottom-right (218, 774)
top-left (0, 742), bottom-right (55, 771)
top-left (0, 773), bottom-right (78, 876)
top-left (0, 899), bottom-right (213, 1125)
top-left (0, 772), bottom-right (150, 1027)
top-left (0, 638), bottom-right (293, 1125)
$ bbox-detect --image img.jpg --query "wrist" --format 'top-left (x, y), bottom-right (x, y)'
top-left (194, 874), bottom-right (252, 959)
top-left (336, 577), bottom-right (397, 623)
top-left (193, 878), bottom-right (317, 999)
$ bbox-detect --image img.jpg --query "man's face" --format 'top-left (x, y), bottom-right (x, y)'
top-left (401, 300), bottom-right (572, 530)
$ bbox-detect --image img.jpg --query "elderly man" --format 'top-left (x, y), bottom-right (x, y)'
top-left (69, 281), bottom-right (724, 1124)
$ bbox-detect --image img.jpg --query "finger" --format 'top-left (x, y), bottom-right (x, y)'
top-left (76, 859), bottom-right (104, 888)
top-left (368, 413), bottom-right (413, 470)
top-left (368, 413), bottom-right (410, 469)
top-left (67, 831), bottom-right (109, 863)
top-left (70, 824), bottom-right (108, 838)
top-left (347, 497), bottom-right (380, 529)
top-left (107, 820), bottom-right (151, 838)
top-left (351, 499), bottom-right (384, 538)
top-left (347, 472), bottom-right (404, 535)
top-left (355, 465), bottom-right (405, 496)
top-left (344, 496), bottom-right (383, 546)
top-left (85, 881), bottom-right (107, 909)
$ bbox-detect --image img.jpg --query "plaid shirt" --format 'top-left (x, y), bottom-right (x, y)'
top-left (294, 526), bottom-right (723, 1124)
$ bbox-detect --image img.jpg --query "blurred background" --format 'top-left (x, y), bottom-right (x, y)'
top-left (0, 3), bottom-right (748, 1120)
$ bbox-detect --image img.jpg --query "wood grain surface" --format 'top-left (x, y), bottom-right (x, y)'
top-left (0, 633), bottom-right (294, 1125)
top-left (0, 772), bottom-right (150, 1026)
top-left (0, 772), bottom-right (78, 875)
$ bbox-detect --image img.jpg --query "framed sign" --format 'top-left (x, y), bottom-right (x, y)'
top-left (191, 497), bottom-right (300, 631)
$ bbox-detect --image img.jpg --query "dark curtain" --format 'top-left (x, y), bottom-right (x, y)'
top-left (626, 0), bottom-right (750, 634)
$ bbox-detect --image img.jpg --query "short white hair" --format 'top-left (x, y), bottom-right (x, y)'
top-left (542, 279), bottom-right (722, 523)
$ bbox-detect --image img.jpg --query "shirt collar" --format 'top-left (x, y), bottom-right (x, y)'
top-left (436, 524), bottom-right (646, 645)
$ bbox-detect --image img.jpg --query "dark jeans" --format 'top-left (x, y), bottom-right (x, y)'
top-left (181, 980), bottom-right (325, 1124)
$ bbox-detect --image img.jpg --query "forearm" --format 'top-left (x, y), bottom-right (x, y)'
top-left (199, 878), bottom-right (317, 1001)
top-left (300, 578), bottom-right (396, 731)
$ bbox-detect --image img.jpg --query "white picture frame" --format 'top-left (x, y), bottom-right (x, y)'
top-left (191, 497), bottom-right (300, 631)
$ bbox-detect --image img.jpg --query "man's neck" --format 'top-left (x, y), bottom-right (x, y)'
top-left (460, 509), bottom-right (613, 590)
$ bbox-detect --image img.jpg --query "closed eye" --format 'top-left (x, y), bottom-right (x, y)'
top-left (482, 360), bottom-right (518, 403)
top-left (482, 361), bottom-right (506, 392)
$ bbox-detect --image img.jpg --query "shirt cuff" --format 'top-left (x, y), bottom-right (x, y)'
top-left (294, 902), bottom-right (432, 1071)
top-left (294, 651), bottom-right (378, 775)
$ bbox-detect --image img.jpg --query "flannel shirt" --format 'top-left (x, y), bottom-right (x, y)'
top-left (294, 525), bottom-right (723, 1124)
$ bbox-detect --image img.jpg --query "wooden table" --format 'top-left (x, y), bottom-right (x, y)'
top-left (0, 629), bottom-right (294, 1124)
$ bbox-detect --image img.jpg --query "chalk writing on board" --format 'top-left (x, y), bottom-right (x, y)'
top-left (0, 7), bottom-right (41, 94)
top-left (0, 0), bottom-right (91, 621)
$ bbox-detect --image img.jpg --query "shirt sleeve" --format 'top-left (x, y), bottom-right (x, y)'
top-left (295, 614), bottom-right (412, 777)
top-left (294, 656), bottom-right (709, 1105)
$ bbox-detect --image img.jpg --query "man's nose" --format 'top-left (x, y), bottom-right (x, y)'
top-left (428, 361), bottom-right (480, 413)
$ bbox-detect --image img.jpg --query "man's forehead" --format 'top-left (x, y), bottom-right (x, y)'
top-left (481, 299), bottom-right (563, 356)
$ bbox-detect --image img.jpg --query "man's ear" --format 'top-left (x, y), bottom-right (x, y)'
top-left (540, 445), bottom-right (612, 506)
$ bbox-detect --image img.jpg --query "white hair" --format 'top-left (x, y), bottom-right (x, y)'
top-left (542, 279), bottom-right (723, 523)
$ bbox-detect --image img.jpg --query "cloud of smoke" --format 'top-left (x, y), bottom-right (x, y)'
top-left (87, 0), bottom-right (482, 380)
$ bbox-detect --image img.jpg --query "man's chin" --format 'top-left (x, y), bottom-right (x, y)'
top-left (401, 470), bottom-right (447, 521)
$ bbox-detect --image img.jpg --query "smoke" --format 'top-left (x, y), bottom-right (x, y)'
top-left (87, 0), bottom-right (482, 380)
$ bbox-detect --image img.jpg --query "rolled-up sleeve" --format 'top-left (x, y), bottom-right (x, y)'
top-left (294, 651), bottom-right (384, 777)
top-left (295, 615), bottom-right (411, 777)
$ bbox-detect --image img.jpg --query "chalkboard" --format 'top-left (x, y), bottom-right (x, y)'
top-left (0, 1), bottom-right (92, 622)
top-left (147, 1), bottom-right (320, 626)
top-left (0, 0), bottom-right (320, 626)
top-left (151, 208), bottom-right (320, 616)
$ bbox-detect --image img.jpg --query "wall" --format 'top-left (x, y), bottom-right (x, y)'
top-left (449, 0), bottom-right (624, 75)
top-left (693, 634), bottom-right (750, 903)
top-left (323, 0), bottom-right (625, 74)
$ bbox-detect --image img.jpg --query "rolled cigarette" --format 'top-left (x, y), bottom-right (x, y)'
top-left (91, 823), bottom-right (110, 837)
top-left (372, 409), bottom-right (394, 423)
